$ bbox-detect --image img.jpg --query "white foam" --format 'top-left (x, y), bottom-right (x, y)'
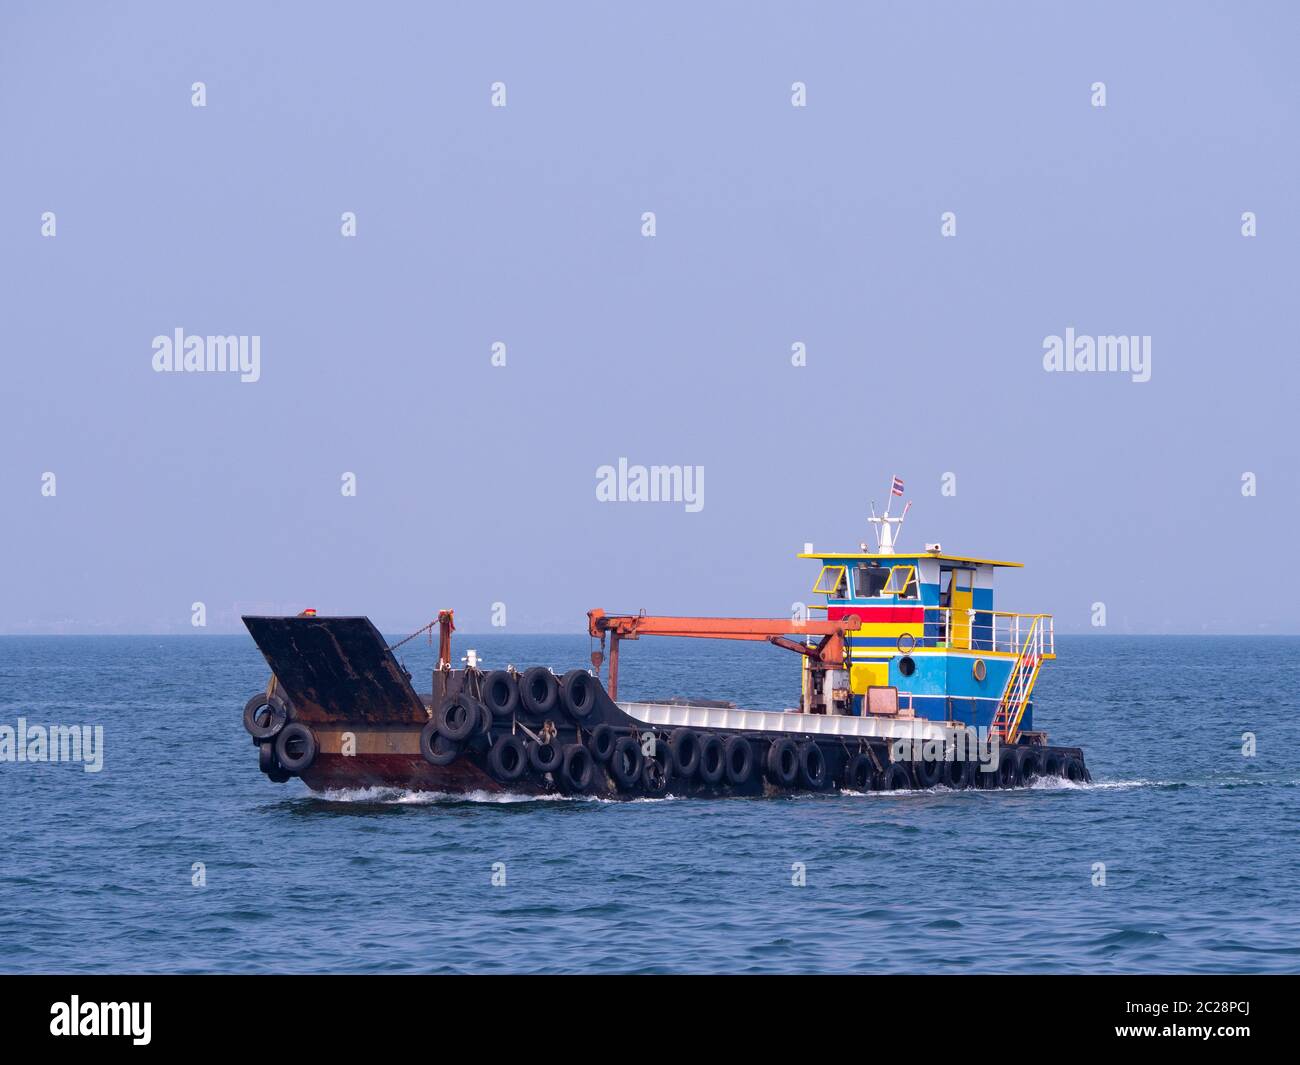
top-left (313, 786), bottom-right (593, 805)
top-left (309, 786), bottom-right (681, 806)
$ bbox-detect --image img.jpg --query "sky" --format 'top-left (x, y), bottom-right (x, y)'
top-left (1, 1), bottom-right (1297, 635)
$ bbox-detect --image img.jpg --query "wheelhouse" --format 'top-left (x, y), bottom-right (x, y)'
top-left (799, 547), bottom-right (1054, 734)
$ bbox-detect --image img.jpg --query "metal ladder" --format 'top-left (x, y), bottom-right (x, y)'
top-left (990, 615), bottom-right (1044, 744)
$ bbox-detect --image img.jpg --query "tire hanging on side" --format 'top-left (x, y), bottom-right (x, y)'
top-left (587, 724), bottom-right (617, 763)
top-left (698, 734), bottom-right (725, 785)
top-left (436, 693), bottom-right (482, 742)
top-left (559, 744), bottom-right (594, 792)
top-left (610, 736), bottom-right (643, 791)
top-left (879, 762), bottom-right (912, 792)
top-left (798, 742), bottom-right (827, 789)
top-left (641, 753), bottom-right (670, 795)
top-left (274, 722), bottom-right (318, 775)
top-left (258, 740), bottom-right (291, 783)
top-left (765, 738), bottom-right (798, 787)
top-left (487, 734), bottom-right (527, 782)
top-left (481, 670), bottom-right (519, 719)
top-left (420, 719), bottom-right (460, 767)
top-left (558, 669), bottom-right (597, 721)
top-left (913, 755), bottom-right (944, 789)
top-left (527, 739), bottom-right (563, 775)
top-left (1017, 746), bottom-right (1043, 784)
top-left (997, 747), bottom-right (1023, 788)
top-left (669, 729), bottom-right (701, 779)
top-left (519, 666), bottom-right (559, 718)
top-left (942, 758), bottom-right (973, 789)
top-left (243, 692), bottom-right (289, 742)
top-left (723, 736), bottom-right (754, 786)
top-left (844, 752), bottom-right (874, 791)
top-left (1061, 755), bottom-right (1087, 783)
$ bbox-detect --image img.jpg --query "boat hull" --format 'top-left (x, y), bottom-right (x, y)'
top-left (242, 616), bottom-right (1091, 798)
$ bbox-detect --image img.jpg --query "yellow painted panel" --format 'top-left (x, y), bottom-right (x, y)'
top-left (850, 663), bottom-right (889, 693)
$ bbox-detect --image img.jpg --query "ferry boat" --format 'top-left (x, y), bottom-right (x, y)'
top-left (240, 483), bottom-right (1089, 796)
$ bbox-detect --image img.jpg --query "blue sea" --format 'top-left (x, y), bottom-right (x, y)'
top-left (0, 634), bottom-right (1297, 974)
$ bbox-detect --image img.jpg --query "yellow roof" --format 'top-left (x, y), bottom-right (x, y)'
top-left (796, 551), bottom-right (1023, 568)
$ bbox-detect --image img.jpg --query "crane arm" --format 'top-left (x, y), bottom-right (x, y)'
top-left (586, 609), bottom-right (861, 700)
top-left (587, 609), bottom-right (859, 642)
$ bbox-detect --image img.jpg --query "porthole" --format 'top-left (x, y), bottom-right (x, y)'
top-left (972, 659), bottom-right (987, 682)
top-left (898, 655), bottom-right (916, 677)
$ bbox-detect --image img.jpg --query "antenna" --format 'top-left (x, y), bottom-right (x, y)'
top-left (866, 477), bottom-right (910, 553)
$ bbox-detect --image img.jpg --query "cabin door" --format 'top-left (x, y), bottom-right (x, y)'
top-left (948, 569), bottom-right (974, 649)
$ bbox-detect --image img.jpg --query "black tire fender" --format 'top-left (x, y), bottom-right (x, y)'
top-left (698, 734), bottom-right (725, 785)
top-left (527, 739), bottom-right (564, 775)
top-left (559, 669), bottom-right (597, 721)
top-left (258, 740), bottom-right (291, 783)
top-left (588, 723), bottom-right (617, 763)
top-left (1017, 746), bottom-right (1043, 784)
top-left (436, 693), bottom-right (481, 742)
top-left (913, 755), bottom-right (944, 789)
top-left (1061, 755), bottom-right (1087, 783)
top-left (559, 744), bottom-right (594, 792)
top-left (610, 736), bottom-right (643, 790)
top-left (641, 755), bottom-right (670, 795)
top-left (765, 738), bottom-right (799, 786)
top-left (669, 729), bottom-right (701, 779)
top-left (650, 735), bottom-right (673, 778)
top-left (243, 692), bottom-right (288, 742)
top-left (487, 734), bottom-right (527, 782)
top-left (419, 719), bottom-right (460, 766)
top-left (880, 762), bottom-right (912, 791)
top-left (798, 742), bottom-right (828, 789)
top-left (519, 666), bottom-right (559, 718)
top-left (274, 722), bottom-right (317, 775)
top-left (998, 747), bottom-right (1023, 788)
top-left (723, 735), bottom-right (754, 786)
top-left (844, 752), bottom-right (874, 790)
top-left (942, 758), bottom-right (973, 789)
top-left (481, 670), bottom-right (519, 719)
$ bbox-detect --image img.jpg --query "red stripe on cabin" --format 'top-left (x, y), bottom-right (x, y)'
top-left (828, 606), bottom-right (924, 622)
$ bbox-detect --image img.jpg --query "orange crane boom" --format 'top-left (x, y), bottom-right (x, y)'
top-left (586, 609), bottom-right (861, 700)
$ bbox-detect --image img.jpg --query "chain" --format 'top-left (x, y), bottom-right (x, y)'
top-left (386, 620), bottom-right (436, 652)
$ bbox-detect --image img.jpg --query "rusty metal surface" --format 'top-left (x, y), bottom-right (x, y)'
top-left (242, 615), bottom-right (428, 725)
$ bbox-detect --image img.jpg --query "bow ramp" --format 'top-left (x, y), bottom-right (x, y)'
top-left (242, 615), bottom-right (427, 725)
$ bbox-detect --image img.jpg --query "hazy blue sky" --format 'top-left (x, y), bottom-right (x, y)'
top-left (2, 1), bottom-right (1296, 634)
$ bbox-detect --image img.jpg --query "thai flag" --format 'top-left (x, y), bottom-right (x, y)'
top-left (890, 476), bottom-right (905, 497)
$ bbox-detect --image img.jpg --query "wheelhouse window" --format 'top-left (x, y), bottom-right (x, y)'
top-left (882, 564), bottom-right (918, 599)
top-left (812, 564), bottom-right (848, 598)
top-left (854, 563), bottom-right (890, 599)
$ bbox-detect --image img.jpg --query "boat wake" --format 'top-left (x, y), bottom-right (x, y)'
top-left (308, 786), bottom-right (681, 806)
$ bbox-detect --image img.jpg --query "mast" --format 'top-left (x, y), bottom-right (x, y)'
top-left (866, 475), bottom-right (910, 553)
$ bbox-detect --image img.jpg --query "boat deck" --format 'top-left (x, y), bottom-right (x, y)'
top-left (619, 700), bottom-right (959, 742)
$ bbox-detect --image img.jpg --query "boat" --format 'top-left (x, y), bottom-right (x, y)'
top-left (239, 482), bottom-right (1090, 796)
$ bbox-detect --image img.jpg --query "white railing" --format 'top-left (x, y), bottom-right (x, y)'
top-left (916, 608), bottom-right (1054, 655)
